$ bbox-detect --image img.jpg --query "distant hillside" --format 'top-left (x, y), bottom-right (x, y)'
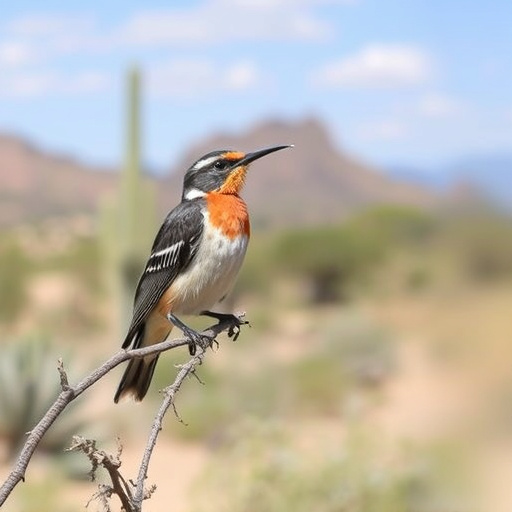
top-left (0, 118), bottom-right (436, 228)
top-left (0, 134), bottom-right (118, 226)
top-left (161, 118), bottom-right (435, 227)
top-left (388, 154), bottom-right (512, 211)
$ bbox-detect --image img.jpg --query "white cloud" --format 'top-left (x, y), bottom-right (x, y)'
top-left (114, 1), bottom-right (335, 47)
top-left (0, 0), bottom-right (348, 66)
top-left (357, 120), bottom-right (408, 141)
top-left (7, 14), bottom-right (94, 37)
top-left (0, 70), bottom-right (111, 98)
top-left (3, 13), bottom-right (105, 60)
top-left (0, 1), bottom-right (351, 102)
top-left (315, 44), bottom-right (432, 88)
top-left (418, 92), bottom-right (463, 118)
top-left (62, 71), bottom-right (111, 94)
top-left (225, 0), bottom-right (357, 6)
top-left (225, 62), bottom-right (260, 90)
top-left (0, 41), bottom-right (35, 66)
top-left (148, 59), bottom-right (262, 99)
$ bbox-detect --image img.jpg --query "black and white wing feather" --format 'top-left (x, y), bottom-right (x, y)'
top-left (122, 200), bottom-right (204, 348)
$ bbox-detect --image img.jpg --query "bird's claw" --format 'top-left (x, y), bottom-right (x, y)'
top-left (227, 319), bottom-right (249, 341)
top-left (227, 314), bottom-right (250, 341)
top-left (182, 328), bottom-right (209, 355)
top-left (199, 311), bottom-right (249, 342)
top-left (177, 312), bottom-right (249, 355)
top-left (186, 330), bottom-right (219, 355)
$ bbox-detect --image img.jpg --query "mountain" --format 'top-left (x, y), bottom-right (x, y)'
top-left (0, 133), bottom-right (118, 226)
top-left (0, 118), bottom-right (435, 229)
top-left (447, 155), bottom-right (512, 209)
top-left (386, 167), bottom-right (449, 191)
top-left (388, 154), bottom-right (512, 211)
top-left (160, 118), bottom-right (435, 227)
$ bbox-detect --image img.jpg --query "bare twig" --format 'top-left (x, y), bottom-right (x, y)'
top-left (68, 436), bottom-right (134, 512)
top-left (133, 348), bottom-right (207, 508)
top-left (57, 358), bottom-right (70, 391)
top-left (0, 315), bottom-right (243, 508)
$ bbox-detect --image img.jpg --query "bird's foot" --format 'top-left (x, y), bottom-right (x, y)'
top-left (184, 327), bottom-right (214, 356)
top-left (167, 313), bottom-right (214, 355)
top-left (200, 311), bottom-right (249, 342)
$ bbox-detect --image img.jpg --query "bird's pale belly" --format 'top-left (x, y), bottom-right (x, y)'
top-left (167, 225), bottom-right (249, 315)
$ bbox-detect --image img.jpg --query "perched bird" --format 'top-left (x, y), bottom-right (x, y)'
top-left (114, 145), bottom-right (291, 402)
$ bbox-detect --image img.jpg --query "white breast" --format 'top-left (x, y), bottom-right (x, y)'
top-left (170, 212), bottom-right (249, 315)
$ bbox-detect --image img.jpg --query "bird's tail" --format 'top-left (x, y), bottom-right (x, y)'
top-left (114, 314), bottom-right (172, 403)
top-left (114, 354), bottom-right (160, 403)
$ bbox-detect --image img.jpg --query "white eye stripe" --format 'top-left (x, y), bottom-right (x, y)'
top-left (192, 155), bottom-right (217, 170)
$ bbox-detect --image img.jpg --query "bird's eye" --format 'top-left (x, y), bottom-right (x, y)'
top-left (214, 160), bottom-right (225, 170)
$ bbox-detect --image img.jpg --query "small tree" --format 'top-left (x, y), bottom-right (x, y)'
top-left (275, 224), bottom-right (383, 303)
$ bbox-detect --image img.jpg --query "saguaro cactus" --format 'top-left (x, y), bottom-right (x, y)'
top-left (100, 66), bottom-right (156, 332)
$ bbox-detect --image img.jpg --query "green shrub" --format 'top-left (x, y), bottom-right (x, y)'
top-left (152, 354), bottom-right (283, 443)
top-left (193, 422), bottom-right (476, 512)
top-left (13, 474), bottom-right (81, 512)
top-left (274, 225), bottom-right (384, 303)
top-left (149, 315), bottom-right (396, 441)
top-left (271, 206), bottom-right (436, 304)
top-left (0, 240), bottom-right (30, 323)
top-left (288, 315), bottom-right (396, 415)
top-left (350, 205), bottom-right (436, 247)
top-left (235, 235), bottom-right (275, 296)
top-left (0, 337), bottom-right (88, 460)
top-left (38, 236), bottom-right (103, 295)
top-left (449, 216), bottom-right (512, 281)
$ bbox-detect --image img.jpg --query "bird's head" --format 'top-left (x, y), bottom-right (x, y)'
top-left (182, 145), bottom-right (292, 200)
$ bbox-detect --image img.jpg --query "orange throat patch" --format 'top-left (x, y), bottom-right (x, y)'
top-left (206, 192), bottom-right (250, 239)
top-left (217, 166), bottom-right (247, 195)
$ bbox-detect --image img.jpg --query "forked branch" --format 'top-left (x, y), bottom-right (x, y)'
top-left (0, 314), bottom-right (245, 509)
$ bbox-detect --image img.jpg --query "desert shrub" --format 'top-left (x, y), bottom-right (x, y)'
top-left (326, 315), bottom-right (396, 386)
top-left (152, 353), bottom-right (284, 443)
top-left (274, 224), bottom-right (383, 303)
top-left (235, 234), bottom-right (275, 296)
top-left (236, 206), bottom-right (438, 303)
top-left (289, 315), bottom-right (396, 414)
top-left (0, 337), bottom-right (88, 460)
top-left (350, 205), bottom-right (436, 248)
top-left (40, 236), bottom-right (103, 295)
top-left (0, 240), bottom-right (31, 323)
top-left (193, 422), bottom-right (475, 512)
top-left (447, 215), bottom-right (512, 282)
top-left (151, 315), bottom-right (396, 441)
top-left (272, 206), bottom-right (436, 304)
top-left (13, 474), bottom-right (81, 512)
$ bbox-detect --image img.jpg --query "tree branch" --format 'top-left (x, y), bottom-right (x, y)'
top-left (68, 436), bottom-right (134, 512)
top-left (0, 315), bottom-right (243, 508)
top-left (133, 347), bottom-right (207, 508)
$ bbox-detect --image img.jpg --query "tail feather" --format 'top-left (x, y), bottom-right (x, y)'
top-left (114, 355), bottom-right (160, 403)
top-left (115, 313), bottom-right (173, 402)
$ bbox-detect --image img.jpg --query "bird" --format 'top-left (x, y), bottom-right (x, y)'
top-left (114, 144), bottom-right (292, 403)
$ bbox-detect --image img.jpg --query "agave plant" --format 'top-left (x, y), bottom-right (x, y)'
top-left (0, 337), bottom-right (88, 461)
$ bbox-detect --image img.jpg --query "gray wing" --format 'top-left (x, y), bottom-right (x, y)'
top-left (122, 199), bottom-right (204, 349)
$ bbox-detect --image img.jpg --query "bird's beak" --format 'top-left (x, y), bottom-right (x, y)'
top-left (234, 145), bottom-right (293, 168)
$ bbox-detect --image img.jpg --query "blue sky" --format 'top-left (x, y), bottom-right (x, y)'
top-left (0, 0), bottom-right (510, 172)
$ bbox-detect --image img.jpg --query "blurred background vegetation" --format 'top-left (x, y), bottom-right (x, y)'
top-left (1, 67), bottom-right (511, 512)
